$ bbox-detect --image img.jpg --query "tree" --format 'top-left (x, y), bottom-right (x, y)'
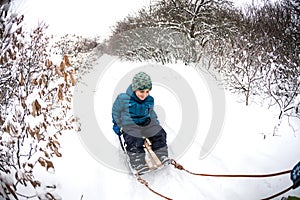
top-left (107, 0), bottom-right (234, 64)
top-left (1, 5), bottom-right (76, 200)
top-left (249, 1), bottom-right (300, 119)
top-left (107, 26), bottom-right (194, 64)
top-left (204, 0), bottom-right (300, 115)
top-left (199, 6), bottom-right (264, 106)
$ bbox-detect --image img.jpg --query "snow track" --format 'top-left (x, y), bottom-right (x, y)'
top-left (51, 59), bottom-right (300, 200)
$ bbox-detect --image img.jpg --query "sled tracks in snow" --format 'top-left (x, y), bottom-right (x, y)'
top-left (134, 159), bottom-right (295, 200)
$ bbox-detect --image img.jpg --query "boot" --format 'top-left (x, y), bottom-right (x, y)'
top-left (154, 146), bottom-right (170, 165)
top-left (127, 152), bottom-right (148, 172)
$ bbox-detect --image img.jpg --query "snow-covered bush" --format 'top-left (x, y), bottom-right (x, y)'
top-left (1, 8), bottom-right (76, 200)
top-left (106, 0), bottom-right (233, 64)
top-left (51, 34), bottom-right (102, 82)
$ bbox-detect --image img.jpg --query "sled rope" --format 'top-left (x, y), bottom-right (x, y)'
top-left (171, 159), bottom-right (294, 200)
top-left (171, 159), bottom-right (291, 178)
top-left (136, 174), bottom-right (173, 200)
top-left (261, 185), bottom-right (294, 200)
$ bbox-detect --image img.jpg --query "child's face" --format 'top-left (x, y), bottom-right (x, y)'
top-left (135, 89), bottom-right (150, 101)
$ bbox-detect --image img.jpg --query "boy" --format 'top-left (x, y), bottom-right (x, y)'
top-left (112, 72), bottom-right (169, 172)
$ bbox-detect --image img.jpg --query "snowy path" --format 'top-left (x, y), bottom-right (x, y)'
top-left (51, 59), bottom-right (300, 200)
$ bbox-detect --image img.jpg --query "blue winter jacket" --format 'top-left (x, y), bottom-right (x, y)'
top-left (112, 85), bottom-right (159, 135)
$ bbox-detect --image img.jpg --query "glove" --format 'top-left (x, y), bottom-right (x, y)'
top-left (113, 124), bottom-right (123, 136)
top-left (113, 125), bottom-right (123, 136)
top-left (291, 161), bottom-right (300, 189)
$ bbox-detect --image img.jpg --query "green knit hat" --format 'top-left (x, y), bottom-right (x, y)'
top-left (132, 72), bottom-right (152, 91)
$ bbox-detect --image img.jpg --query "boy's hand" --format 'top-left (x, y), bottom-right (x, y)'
top-left (118, 127), bottom-right (123, 136)
top-left (113, 125), bottom-right (122, 136)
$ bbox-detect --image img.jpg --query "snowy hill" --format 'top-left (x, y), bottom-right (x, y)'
top-left (49, 56), bottom-right (300, 200)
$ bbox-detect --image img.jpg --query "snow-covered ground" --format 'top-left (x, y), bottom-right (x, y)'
top-left (46, 58), bottom-right (300, 200)
top-left (12, 1), bottom-right (299, 199)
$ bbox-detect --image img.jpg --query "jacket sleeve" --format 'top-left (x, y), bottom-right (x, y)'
top-left (149, 97), bottom-right (160, 125)
top-left (112, 95), bottom-right (123, 135)
top-left (150, 108), bottom-right (160, 125)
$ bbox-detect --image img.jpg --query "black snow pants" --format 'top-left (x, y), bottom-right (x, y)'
top-left (122, 119), bottom-right (168, 164)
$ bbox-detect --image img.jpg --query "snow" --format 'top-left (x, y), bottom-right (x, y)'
top-left (46, 57), bottom-right (300, 200)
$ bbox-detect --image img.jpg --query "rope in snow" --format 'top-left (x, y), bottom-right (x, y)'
top-left (171, 159), bottom-right (291, 178)
top-left (171, 159), bottom-right (294, 200)
top-left (261, 185), bottom-right (294, 200)
top-left (136, 174), bottom-right (173, 200)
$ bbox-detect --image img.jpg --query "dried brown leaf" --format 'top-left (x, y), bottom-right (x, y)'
top-left (60, 61), bottom-right (65, 71)
top-left (3, 53), bottom-right (7, 63)
top-left (28, 163), bottom-right (34, 168)
top-left (45, 160), bottom-right (54, 171)
top-left (38, 157), bottom-right (45, 167)
top-left (8, 49), bottom-right (16, 60)
top-left (31, 99), bottom-right (41, 117)
top-left (3, 125), bottom-right (10, 134)
top-left (58, 87), bottom-right (63, 100)
top-left (36, 132), bottom-right (40, 141)
top-left (16, 27), bottom-right (22, 35)
top-left (34, 100), bottom-right (41, 115)
top-left (64, 55), bottom-right (71, 66)
top-left (21, 97), bottom-right (26, 109)
top-left (32, 79), bottom-right (38, 85)
top-left (54, 148), bottom-right (62, 157)
top-left (27, 127), bottom-right (35, 138)
top-left (0, 115), bottom-right (3, 126)
top-left (30, 180), bottom-right (41, 188)
top-left (45, 192), bottom-right (56, 200)
top-left (55, 65), bottom-right (63, 76)
top-left (20, 73), bottom-right (24, 86)
top-left (63, 72), bottom-right (68, 83)
top-left (17, 42), bottom-right (23, 50)
top-left (45, 59), bottom-right (53, 68)
top-left (69, 72), bottom-right (76, 86)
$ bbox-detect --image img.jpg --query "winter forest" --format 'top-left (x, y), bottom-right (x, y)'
top-left (0, 0), bottom-right (300, 199)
